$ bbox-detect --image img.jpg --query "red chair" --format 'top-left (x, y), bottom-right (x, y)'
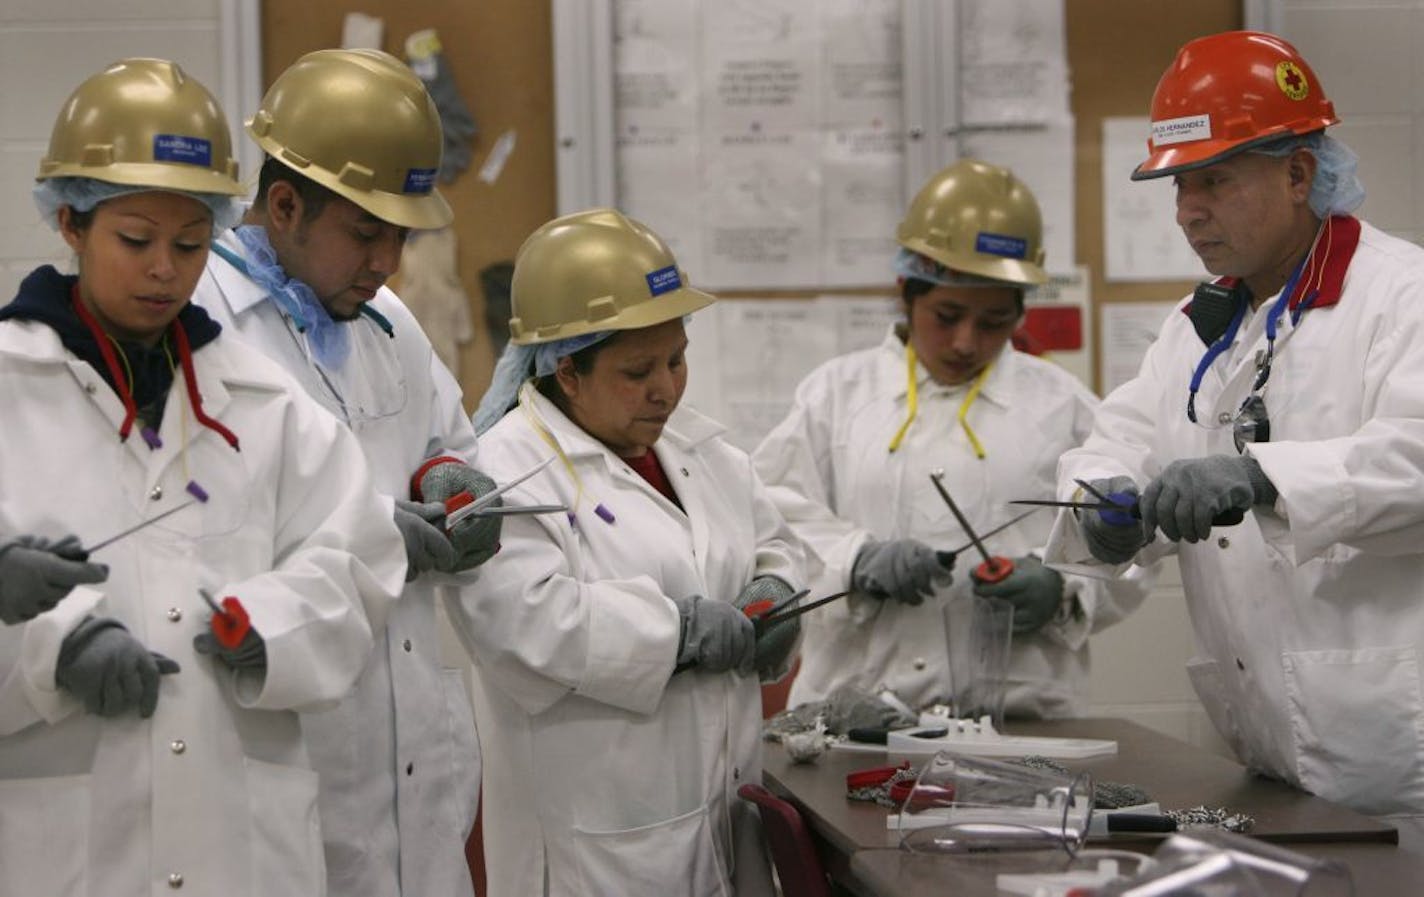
top-left (760, 657), bottom-right (800, 719)
top-left (737, 782), bottom-right (832, 897)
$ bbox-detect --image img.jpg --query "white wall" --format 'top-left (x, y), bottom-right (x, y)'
top-left (1277, 1), bottom-right (1424, 244)
top-left (1084, 559), bottom-right (1232, 757)
top-left (0, 0), bottom-right (256, 300)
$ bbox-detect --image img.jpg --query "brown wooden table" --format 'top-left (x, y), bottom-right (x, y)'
top-left (847, 841), bottom-right (1424, 897)
top-left (762, 718), bottom-right (1407, 895)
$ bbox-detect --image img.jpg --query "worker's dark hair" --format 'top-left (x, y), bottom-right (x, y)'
top-left (254, 155), bottom-right (336, 220)
top-left (62, 207), bottom-right (97, 232)
top-left (535, 334), bottom-right (622, 408)
top-left (900, 275), bottom-right (1025, 315)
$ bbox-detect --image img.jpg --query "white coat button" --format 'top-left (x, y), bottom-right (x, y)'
top-left (167, 608), bottom-right (182, 622)
top-left (84, 382), bottom-right (97, 395)
top-left (168, 873), bottom-right (183, 888)
top-left (1236, 658), bottom-right (1246, 671)
top-left (1218, 537), bottom-right (1230, 549)
top-left (913, 657), bottom-right (927, 671)
top-left (1217, 412), bottom-right (1233, 425)
top-left (402, 639), bottom-right (412, 652)
top-left (733, 766), bottom-right (741, 780)
top-left (680, 468), bottom-right (690, 477)
top-left (170, 739), bottom-right (186, 754)
top-left (149, 486), bottom-right (163, 501)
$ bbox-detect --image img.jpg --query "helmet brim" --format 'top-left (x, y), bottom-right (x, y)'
top-left (1132, 124), bottom-right (1336, 181)
top-left (510, 284), bottom-right (715, 346)
top-left (37, 160), bottom-right (246, 197)
top-left (898, 237), bottom-right (1048, 286)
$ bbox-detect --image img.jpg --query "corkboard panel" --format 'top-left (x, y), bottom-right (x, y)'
top-left (1065, 0), bottom-right (1242, 388)
top-left (260, 2), bottom-right (1246, 400)
top-left (260, 0), bottom-right (555, 411)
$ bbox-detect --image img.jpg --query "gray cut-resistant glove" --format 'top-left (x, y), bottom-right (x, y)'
top-left (971, 556), bottom-right (1063, 635)
top-left (193, 629), bottom-right (266, 670)
top-left (672, 594), bottom-right (756, 674)
top-left (851, 539), bottom-right (954, 605)
top-left (394, 499), bottom-right (458, 582)
top-left (55, 616), bottom-right (180, 718)
top-left (1080, 476), bottom-right (1153, 565)
top-left (1143, 455), bottom-right (1278, 544)
top-left (0, 535), bottom-right (108, 624)
top-left (413, 460), bottom-right (503, 571)
top-left (733, 576), bottom-right (800, 680)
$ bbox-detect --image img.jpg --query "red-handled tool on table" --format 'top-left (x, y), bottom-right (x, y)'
top-left (928, 469), bottom-right (1014, 585)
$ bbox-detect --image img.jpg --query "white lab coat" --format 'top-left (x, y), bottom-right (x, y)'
top-left (754, 330), bottom-right (1153, 717)
top-left (194, 230), bottom-right (482, 897)
top-left (1047, 218), bottom-right (1424, 816)
top-left (449, 386), bottom-right (800, 897)
top-left (0, 310), bottom-right (403, 896)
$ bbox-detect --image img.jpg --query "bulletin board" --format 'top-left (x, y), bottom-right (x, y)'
top-left (260, 0), bottom-right (557, 412)
top-left (260, 0), bottom-right (1242, 409)
top-left (1065, 0), bottom-right (1242, 386)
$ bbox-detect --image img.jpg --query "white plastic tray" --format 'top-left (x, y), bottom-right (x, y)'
top-left (833, 714), bottom-right (1117, 760)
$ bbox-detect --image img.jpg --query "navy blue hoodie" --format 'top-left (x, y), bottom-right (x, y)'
top-left (0, 265), bottom-right (221, 430)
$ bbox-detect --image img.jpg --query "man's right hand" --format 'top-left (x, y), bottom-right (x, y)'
top-left (393, 499), bottom-right (457, 582)
top-left (0, 535), bottom-right (108, 624)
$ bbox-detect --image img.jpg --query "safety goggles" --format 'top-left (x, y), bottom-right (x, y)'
top-left (1232, 394), bottom-right (1270, 454)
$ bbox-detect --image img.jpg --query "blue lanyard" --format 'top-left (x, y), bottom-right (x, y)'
top-left (1185, 246), bottom-right (1318, 424)
top-left (210, 240), bottom-right (395, 338)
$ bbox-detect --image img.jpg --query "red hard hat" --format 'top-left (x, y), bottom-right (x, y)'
top-left (1133, 31), bottom-right (1337, 181)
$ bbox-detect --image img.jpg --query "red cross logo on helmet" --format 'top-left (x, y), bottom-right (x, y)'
top-left (1276, 61), bottom-right (1309, 101)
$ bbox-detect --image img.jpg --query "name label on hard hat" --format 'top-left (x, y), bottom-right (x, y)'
top-left (153, 135), bottom-right (212, 167)
top-left (976, 232), bottom-right (1028, 260)
top-left (403, 168), bottom-right (437, 195)
top-left (1151, 114), bottom-right (1212, 147)
top-left (646, 265), bottom-right (682, 296)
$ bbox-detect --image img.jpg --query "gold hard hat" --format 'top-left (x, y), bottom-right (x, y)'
top-left (37, 58), bottom-right (242, 196)
top-left (896, 158), bottom-right (1047, 286)
top-left (509, 209), bottom-right (714, 345)
top-left (247, 48), bottom-right (452, 229)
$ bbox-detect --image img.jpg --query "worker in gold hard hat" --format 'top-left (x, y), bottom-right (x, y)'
top-left (754, 158), bottom-right (1153, 720)
top-left (464, 208), bottom-right (804, 897)
top-left (191, 48), bottom-right (490, 897)
top-left (1049, 31), bottom-right (1424, 818)
top-left (0, 58), bottom-right (403, 896)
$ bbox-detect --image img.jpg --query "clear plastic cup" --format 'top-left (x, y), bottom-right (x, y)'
top-left (1096, 831), bottom-right (1354, 896)
top-left (942, 592), bottom-right (1014, 729)
top-left (896, 749), bottom-right (1094, 855)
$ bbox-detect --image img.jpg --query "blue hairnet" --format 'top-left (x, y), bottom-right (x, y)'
top-left (233, 225), bottom-right (350, 369)
top-left (1250, 132), bottom-right (1365, 217)
top-left (472, 330), bottom-right (615, 434)
top-left (892, 247), bottom-right (1015, 289)
top-left (33, 177), bottom-right (243, 232)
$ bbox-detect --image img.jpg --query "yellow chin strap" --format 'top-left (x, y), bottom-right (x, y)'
top-left (886, 340), bottom-right (991, 460)
top-left (517, 381), bottom-right (618, 525)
